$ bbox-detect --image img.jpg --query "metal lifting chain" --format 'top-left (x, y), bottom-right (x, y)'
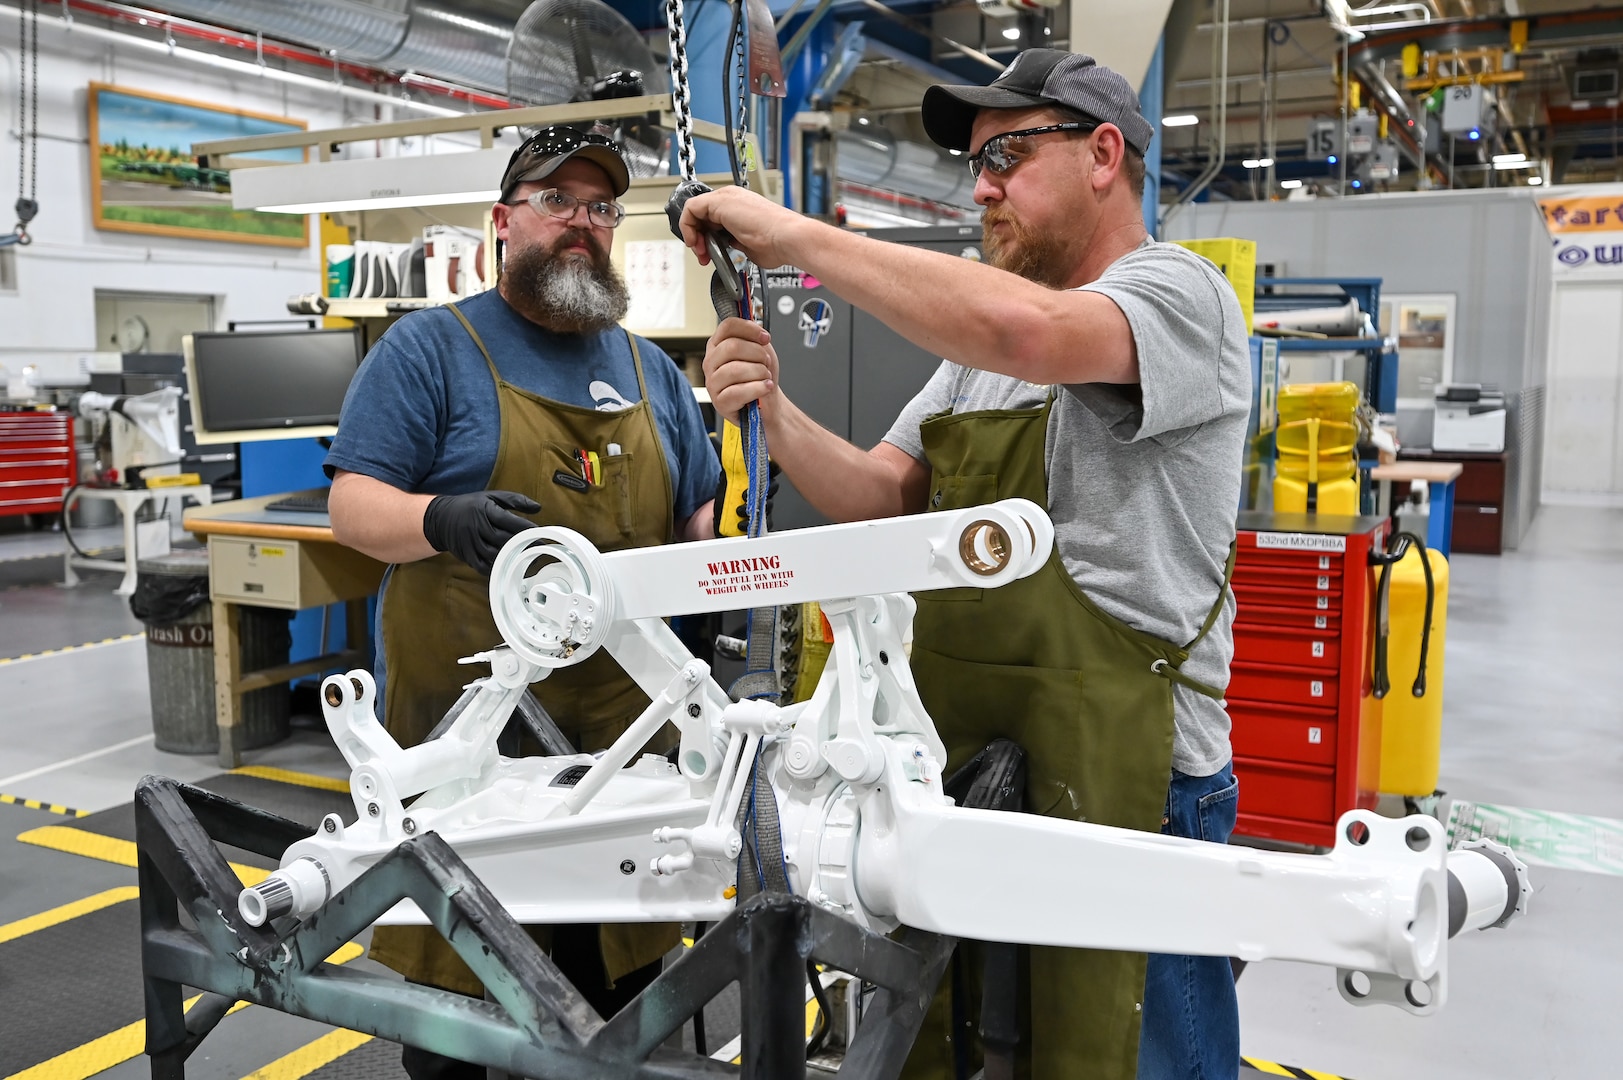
top-left (664, 0), bottom-right (697, 184)
top-left (4, 0), bottom-right (40, 247)
top-left (732, 9), bottom-right (750, 190)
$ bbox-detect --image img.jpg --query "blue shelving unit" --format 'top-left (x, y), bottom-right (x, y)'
top-left (1256, 277), bottom-right (1400, 414)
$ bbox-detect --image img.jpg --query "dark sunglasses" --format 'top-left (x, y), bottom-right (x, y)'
top-left (968, 122), bottom-right (1096, 180)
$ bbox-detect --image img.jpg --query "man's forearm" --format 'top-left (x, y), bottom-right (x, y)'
top-left (328, 470), bottom-right (437, 564)
top-left (766, 396), bottom-right (924, 523)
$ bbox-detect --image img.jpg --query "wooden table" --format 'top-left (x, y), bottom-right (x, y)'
top-left (184, 490), bottom-right (386, 767)
top-left (1370, 461), bottom-right (1464, 557)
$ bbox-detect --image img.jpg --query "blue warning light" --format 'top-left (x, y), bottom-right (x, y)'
top-left (1328, 155), bottom-right (1338, 164)
top-left (1468, 129), bottom-right (1481, 141)
top-left (1352, 180), bottom-right (1362, 189)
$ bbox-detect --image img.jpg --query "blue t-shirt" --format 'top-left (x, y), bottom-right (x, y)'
top-left (324, 288), bottom-right (716, 524)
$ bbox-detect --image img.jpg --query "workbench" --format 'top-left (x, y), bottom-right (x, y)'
top-left (184, 490), bottom-right (385, 767)
top-left (1370, 460), bottom-right (1464, 557)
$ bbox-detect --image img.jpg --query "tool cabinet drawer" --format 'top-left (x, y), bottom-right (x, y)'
top-left (1232, 603), bottom-right (1341, 635)
top-left (1235, 548), bottom-right (1342, 574)
top-left (1229, 703), bottom-right (1337, 767)
top-left (1232, 582), bottom-right (1340, 613)
top-left (1231, 757), bottom-right (1336, 823)
top-left (1228, 661), bottom-right (1336, 707)
top-left (1231, 565), bottom-right (1342, 595)
top-left (211, 537), bottom-right (302, 607)
top-left (1232, 624), bottom-right (1340, 669)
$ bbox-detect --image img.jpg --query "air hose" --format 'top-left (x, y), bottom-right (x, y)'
top-left (1369, 530), bottom-right (1435, 699)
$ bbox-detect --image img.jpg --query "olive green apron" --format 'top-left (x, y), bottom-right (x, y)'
top-left (902, 395), bottom-right (1232, 1080)
top-left (368, 303), bottom-right (681, 997)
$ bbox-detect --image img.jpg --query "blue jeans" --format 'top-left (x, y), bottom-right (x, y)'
top-left (1137, 762), bottom-right (1241, 1080)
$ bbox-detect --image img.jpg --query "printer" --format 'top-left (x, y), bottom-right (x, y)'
top-left (1433, 383), bottom-right (1506, 452)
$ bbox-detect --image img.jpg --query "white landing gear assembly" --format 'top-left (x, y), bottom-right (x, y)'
top-left (137, 500), bottom-right (1529, 1080)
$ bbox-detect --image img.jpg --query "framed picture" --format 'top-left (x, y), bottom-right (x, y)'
top-left (88, 82), bottom-right (309, 248)
top-left (1378, 293), bottom-right (1456, 408)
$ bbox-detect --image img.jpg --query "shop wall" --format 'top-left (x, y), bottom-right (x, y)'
top-left (0, 19), bottom-right (355, 384)
top-left (1165, 188), bottom-right (1552, 548)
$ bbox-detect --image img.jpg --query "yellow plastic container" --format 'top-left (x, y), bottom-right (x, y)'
top-left (1175, 237), bottom-right (1256, 332)
top-left (1273, 382), bottom-right (1362, 514)
top-left (1277, 380), bottom-right (1361, 423)
top-left (1378, 546), bottom-right (1450, 796)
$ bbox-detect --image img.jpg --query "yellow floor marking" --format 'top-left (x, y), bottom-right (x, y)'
top-left (0, 793), bottom-right (89, 817)
top-left (3, 944), bottom-right (362, 1080)
top-left (231, 766), bottom-right (350, 794)
top-left (17, 825), bottom-right (270, 886)
top-left (1243, 1059), bottom-right (1297, 1077)
top-left (722, 985), bottom-right (823, 1064)
top-left (1302, 1071), bottom-right (1346, 1080)
top-left (0, 886), bottom-right (140, 946)
top-left (239, 1028), bottom-right (373, 1080)
top-left (0, 633), bottom-right (143, 667)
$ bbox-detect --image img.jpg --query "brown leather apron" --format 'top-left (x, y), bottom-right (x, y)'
top-left (368, 303), bottom-right (681, 996)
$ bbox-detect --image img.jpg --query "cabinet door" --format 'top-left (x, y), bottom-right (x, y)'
top-left (1454, 456), bottom-right (1506, 504)
top-left (1451, 502), bottom-right (1504, 554)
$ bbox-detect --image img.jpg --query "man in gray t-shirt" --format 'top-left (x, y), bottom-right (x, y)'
top-left (884, 239), bottom-right (1250, 777)
top-left (681, 48), bottom-right (1249, 1080)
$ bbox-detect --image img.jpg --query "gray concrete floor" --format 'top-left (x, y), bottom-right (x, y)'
top-left (0, 507), bottom-right (1617, 1078)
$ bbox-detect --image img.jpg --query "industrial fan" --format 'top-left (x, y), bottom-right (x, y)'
top-left (506, 0), bottom-right (671, 178)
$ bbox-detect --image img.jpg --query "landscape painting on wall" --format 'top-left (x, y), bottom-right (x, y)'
top-left (89, 82), bottom-right (308, 247)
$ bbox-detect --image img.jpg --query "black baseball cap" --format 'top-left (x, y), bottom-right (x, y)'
top-left (499, 126), bottom-right (631, 202)
top-left (922, 49), bottom-right (1155, 156)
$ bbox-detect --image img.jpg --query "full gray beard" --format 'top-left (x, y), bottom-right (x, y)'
top-left (502, 239), bottom-right (629, 334)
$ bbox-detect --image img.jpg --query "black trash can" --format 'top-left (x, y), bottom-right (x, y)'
top-left (132, 551), bottom-right (292, 754)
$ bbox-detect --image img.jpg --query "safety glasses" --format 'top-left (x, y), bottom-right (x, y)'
top-left (509, 187), bottom-right (627, 230)
top-left (967, 122), bottom-right (1096, 180)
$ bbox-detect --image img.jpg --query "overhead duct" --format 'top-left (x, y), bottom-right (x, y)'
top-left (149, 1), bottom-right (513, 93)
top-left (835, 129), bottom-right (975, 209)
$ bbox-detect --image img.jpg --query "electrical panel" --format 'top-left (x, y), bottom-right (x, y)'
top-left (1441, 84), bottom-right (1495, 138)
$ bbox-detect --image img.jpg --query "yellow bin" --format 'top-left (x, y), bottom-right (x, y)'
top-left (1273, 382), bottom-right (1362, 515)
top-left (1378, 546), bottom-right (1450, 796)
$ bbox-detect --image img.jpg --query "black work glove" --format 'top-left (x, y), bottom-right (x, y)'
top-left (421, 490), bottom-right (541, 576)
top-left (711, 459), bottom-right (780, 537)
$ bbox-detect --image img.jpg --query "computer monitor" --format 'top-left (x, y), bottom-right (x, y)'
top-left (183, 328), bottom-right (362, 445)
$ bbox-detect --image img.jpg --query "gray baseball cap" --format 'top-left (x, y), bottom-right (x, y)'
top-left (499, 126), bottom-right (630, 201)
top-left (922, 49), bottom-right (1154, 156)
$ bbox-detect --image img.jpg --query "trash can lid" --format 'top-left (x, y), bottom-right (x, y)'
top-left (137, 549), bottom-right (211, 577)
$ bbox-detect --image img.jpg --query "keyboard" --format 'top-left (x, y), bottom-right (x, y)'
top-left (265, 492), bottom-right (330, 514)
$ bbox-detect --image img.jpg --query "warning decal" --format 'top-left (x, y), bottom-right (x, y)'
top-left (696, 553), bottom-right (796, 599)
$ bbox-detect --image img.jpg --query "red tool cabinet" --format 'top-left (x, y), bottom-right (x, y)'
top-left (1228, 512), bottom-right (1389, 848)
top-left (0, 409), bottom-right (74, 520)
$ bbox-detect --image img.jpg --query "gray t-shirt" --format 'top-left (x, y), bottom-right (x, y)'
top-left (883, 240), bottom-right (1251, 776)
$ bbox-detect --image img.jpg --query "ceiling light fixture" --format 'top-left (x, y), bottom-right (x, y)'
top-left (1493, 158), bottom-right (1535, 170)
top-left (1528, 176), bottom-right (1544, 185)
top-left (1002, 27), bottom-right (1021, 40)
top-left (1492, 153), bottom-right (1526, 164)
top-left (1162, 114), bottom-right (1199, 128)
top-left (1241, 157), bottom-right (1274, 169)
top-left (230, 147), bottom-right (509, 214)
top-left (1280, 179), bottom-right (1304, 189)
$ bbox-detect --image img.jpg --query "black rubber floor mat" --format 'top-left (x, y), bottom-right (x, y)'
top-left (303, 1032), bottom-right (402, 1080)
top-left (0, 898), bottom-right (144, 1075)
top-left (71, 772), bottom-right (354, 869)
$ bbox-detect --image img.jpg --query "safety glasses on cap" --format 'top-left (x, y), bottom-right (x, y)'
top-left (509, 187), bottom-right (627, 229)
top-left (499, 125), bottom-right (627, 203)
top-left (968, 122), bottom-right (1096, 180)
